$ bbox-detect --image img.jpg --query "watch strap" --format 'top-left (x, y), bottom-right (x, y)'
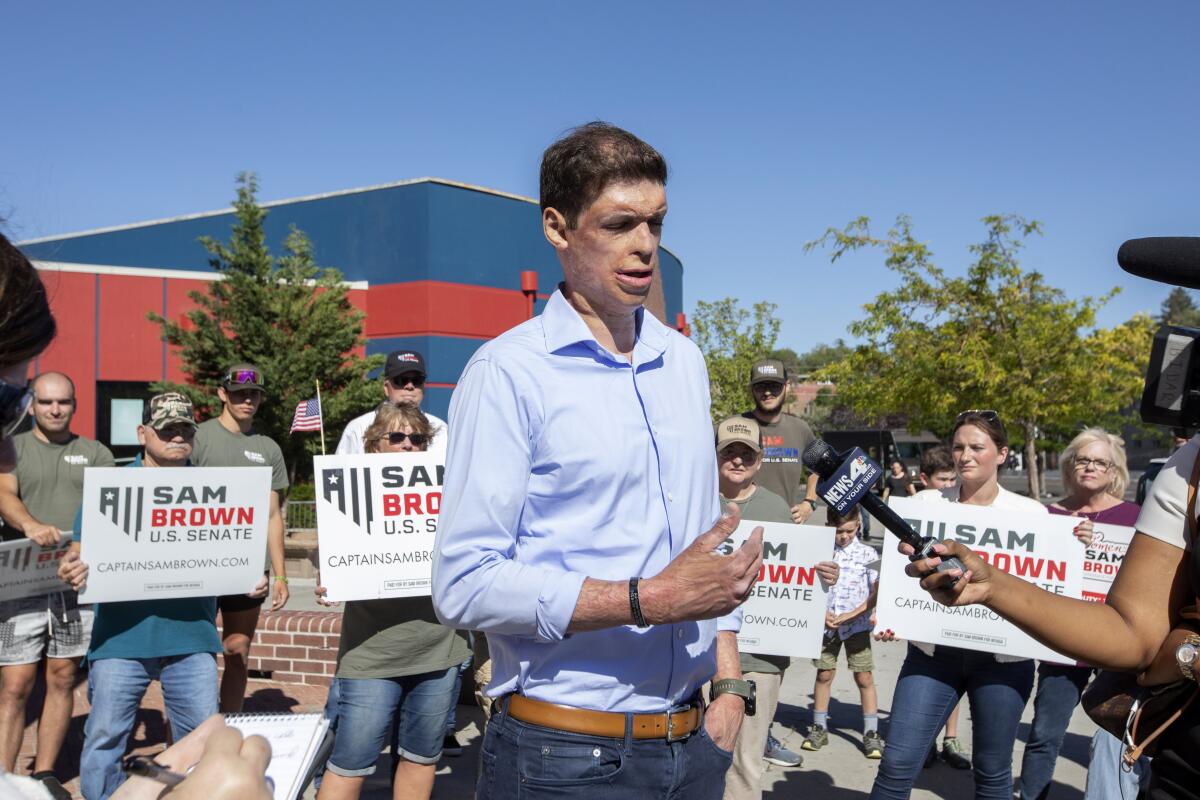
top-left (711, 678), bottom-right (753, 699)
top-left (1180, 634), bottom-right (1200, 681)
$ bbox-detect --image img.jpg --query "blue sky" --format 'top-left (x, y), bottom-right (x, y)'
top-left (3, 2), bottom-right (1198, 352)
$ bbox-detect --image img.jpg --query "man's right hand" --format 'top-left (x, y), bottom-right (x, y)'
top-left (641, 504), bottom-right (763, 624)
top-left (24, 522), bottom-right (62, 547)
top-left (58, 551), bottom-right (89, 591)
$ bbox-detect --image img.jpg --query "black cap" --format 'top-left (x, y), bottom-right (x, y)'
top-left (384, 350), bottom-right (427, 380)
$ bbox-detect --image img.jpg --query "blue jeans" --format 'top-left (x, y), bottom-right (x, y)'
top-left (81, 653), bottom-right (218, 800)
top-left (327, 666), bottom-right (459, 775)
top-left (477, 695), bottom-right (732, 799)
top-left (871, 645), bottom-right (1034, 800)
top-left (1084, 729), bottom-right (1149, 800)
top-left (1017, 662), bottom-right (1093, 799)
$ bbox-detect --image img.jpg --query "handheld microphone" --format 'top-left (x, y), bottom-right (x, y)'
top-left (1118, 237), bottom-right (1200, 290)
top-left (801, 439), bottom-right (966, 584)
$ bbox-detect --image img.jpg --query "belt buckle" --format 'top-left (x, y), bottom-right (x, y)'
top-left (665, 706), bottom-right (691, 742)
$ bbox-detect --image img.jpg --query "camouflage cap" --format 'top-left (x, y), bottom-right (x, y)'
top-left (145, 392), bottom-right (197, 430)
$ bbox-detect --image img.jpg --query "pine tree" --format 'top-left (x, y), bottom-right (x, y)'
top-left (1159, 287), bottom-right (1200, 327)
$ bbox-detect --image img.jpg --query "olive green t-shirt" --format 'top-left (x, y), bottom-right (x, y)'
top-left (2, 431), bottom-right (115, 539)
top-left (191, 418), bottom-right (288, 492)
top-left (741, 412), bottom-right (816, 506)
top-left (336, 596), bottom-right (471, 680)
top-left (722, 485), bottom-right (794, 676)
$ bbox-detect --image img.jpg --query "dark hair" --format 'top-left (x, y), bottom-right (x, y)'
top-left (540, 122), bottom-right (668, 228)
top-left (826, 505), bottom-right (861, 526)
top-left (920, 444), bottom-right (955, 477)
top-left (0, 234), bottom-right (56, 369)
top-left (953, 411), bottom-right (1009, 452)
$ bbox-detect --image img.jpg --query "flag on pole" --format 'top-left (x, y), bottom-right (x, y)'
top-left (290, 398), bottom-right (322, 433)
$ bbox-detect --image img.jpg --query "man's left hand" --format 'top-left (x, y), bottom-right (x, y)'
top-left (790, 502), bottom-right (814, 524)
top-left (270, 578), bottom-right (289, 611)
top-left (703, 693), bottom-right (744, 753)
top-left (247, 575), bottom-right (269, 599)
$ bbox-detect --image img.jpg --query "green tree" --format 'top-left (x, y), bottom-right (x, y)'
top-left (691, 298), bottom-right (781, 421)
top-left (796, 340), bottom-right (853, 375)
top-left (1160, 287), bottom-right (1200, 327)
top-left (149, 172), bottom-right (383, 483)
top-left (805, 214), bottom-right (1155, 498)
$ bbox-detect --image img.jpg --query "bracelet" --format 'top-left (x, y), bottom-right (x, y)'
top-left (629, 577), bottom-right (649, 628)
top-left (274, 576), bottom-right (288, 584)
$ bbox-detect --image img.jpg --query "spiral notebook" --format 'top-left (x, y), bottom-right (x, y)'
top-left (223, 711), bottom-right (332, 800)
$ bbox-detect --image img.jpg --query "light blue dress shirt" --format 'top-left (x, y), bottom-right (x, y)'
top-left (432, 289), bottom-right (736, 713)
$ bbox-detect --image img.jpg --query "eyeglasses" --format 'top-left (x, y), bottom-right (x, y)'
top-left (0, 379), bottom-right (32, 439)
top-left (373, 431), bottom-right (429, 447)
top-left (1073, 458), bottom-right (1114, 473)
top-left (389, 374), bottom-right (425, 389)
top-left (225, 369), bottom-right (262, 387)
top-left (956, 409), bottom-right (1001, 425)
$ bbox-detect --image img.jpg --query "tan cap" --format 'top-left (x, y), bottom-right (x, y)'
top-left (750, 359), bottom-right (787, 386)
top-left (716, 416), bottom-right (761, 452)
top-left (145, 392), bottom-right (197, 430)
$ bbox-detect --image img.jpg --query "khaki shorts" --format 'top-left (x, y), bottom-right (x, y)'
top-left (814, 630), bottom-right (873, 672)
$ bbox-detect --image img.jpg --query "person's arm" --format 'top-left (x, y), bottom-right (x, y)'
top-left (703, 631), bottom-right (745, 751)
top-left (267, 490), bottom-right (288, 610)
top-left (0, 473), bottom-right (61, 546)
top-left (790, 474), bottom-right (821, 523)
top-left (906, 531), bottom-right (1189, 672)
top-left (905, 480), bottom-right (917, 496)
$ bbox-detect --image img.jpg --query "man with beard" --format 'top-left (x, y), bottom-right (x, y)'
top-left (741, 359), bottom-right (819, 524)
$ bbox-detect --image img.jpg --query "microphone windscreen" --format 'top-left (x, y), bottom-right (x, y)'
top-left (1118, 238), bottom-right (1200, 289)
top-left (802, 439), bottom-right (837, 472)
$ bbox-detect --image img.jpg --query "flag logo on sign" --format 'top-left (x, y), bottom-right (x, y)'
top-left (99, 486), bottom-right (145, 541)
top-left (322, 467), bottom-right (374, 533)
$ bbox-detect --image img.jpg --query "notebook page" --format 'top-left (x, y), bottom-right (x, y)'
top-left (223, 712), bottom-right (328, 800)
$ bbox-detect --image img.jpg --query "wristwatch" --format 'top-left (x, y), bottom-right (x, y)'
top-left (803, 499), bottom-right (818, 510)
top-left (711, 678), bottom-right (757, 716)
top-left (1176, 634), bottom-right (1200, 682)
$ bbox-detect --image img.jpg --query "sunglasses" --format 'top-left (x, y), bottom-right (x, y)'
top-left (389, 374), bottom-right (425, 389)
top-left (225, 369), bottom-right (262, 387)
top-left (955, 409), bottom-right (1001, 426)
top-left (374, 431), bottom-right (429, 447)
top-left (0, 379), bottom-right (33, 439)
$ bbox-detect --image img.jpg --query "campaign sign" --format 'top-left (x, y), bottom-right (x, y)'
top-left (875, 498), bottom-right (1084, 663)
top-left (79, 467), bottom-right (270, 603)
top-left (724, 519), bottom-right (835, 659)
top-left (314, 452), bottom-right (442, 601)
top-left (815, 447), bottom-right (883, 515)
top-left (0, 539), bottom-right (73, 602)
top-left (1082, 524), bottom-right (1135, 603)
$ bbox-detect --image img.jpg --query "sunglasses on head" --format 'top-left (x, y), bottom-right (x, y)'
top-left (955, 409), bottom-right (1001, 426)
top-left (225, 369), bottom-right (262, 386)
top-left (389, 374), bottom-right (425, 388)
top-left (376, 431), bottom-right (429, 447)
top-left (0, 379), bottom-right (33, 439)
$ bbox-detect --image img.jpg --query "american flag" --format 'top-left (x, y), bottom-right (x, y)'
top-left (290, 398), bottom-right (322, 432)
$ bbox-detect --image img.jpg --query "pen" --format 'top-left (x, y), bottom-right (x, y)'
top-left (122, 754), bottom-right (187, 788)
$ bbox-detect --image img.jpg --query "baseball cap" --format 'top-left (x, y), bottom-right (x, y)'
top-left (750, 359), bottom-right (787, 386)
top-left (384, 350), bottom-right (427, 380)
top-left (144, 392), bottom-right (197, 430)
top-left (221, 363), bottom-right (266, 392)
top-left (716, 416), bottom-right (761, 453)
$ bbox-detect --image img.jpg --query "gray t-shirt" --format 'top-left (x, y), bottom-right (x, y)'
top-left (741, 412), bottom-right (816, 506)
top-left (722, 485), bottom-right (794, 675)
top-left (191, 418), bottom-right (288, 492)
top-left (336, 596), bottom-right (470, 680)
top-left (2, 431), bottom-right (114, 538)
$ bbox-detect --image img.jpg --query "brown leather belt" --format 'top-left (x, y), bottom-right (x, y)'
top-left (506, 694), bottom-right (703, 741)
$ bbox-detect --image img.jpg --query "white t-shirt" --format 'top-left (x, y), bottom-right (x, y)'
top-left (913, 482), bottom-right (1048, 660)
top-left (1135, 436), bottom-right (1197, 552)
top-left (335, 408), bottom-right (448, 458)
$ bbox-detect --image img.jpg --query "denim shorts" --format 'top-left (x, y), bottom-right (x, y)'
top-left (326, 665), bottom-right (458, 775)
top-left (0, 593), bottom-right (92, 665)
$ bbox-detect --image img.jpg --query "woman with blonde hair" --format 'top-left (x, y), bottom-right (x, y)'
top-left (1018, 428), bottom-right (1142, 800)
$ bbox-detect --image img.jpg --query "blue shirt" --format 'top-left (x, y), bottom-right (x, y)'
top-left (73, 456), bottom-right (221, 662)
top-left (432, 290), bottom-right (733, 713)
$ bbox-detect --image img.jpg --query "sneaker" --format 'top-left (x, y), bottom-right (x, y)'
top-left (923, 744), bottom-right (937, 768)
top-left (442, 732), bottom-right (463, 758)
top-left (862, 730), bottom-right (884, 759)
top-left (763, 732), bottom-right (804, 767)
top-left (941, 736), bottom-right (971, 770)
top-left (800, 723), bottom-right (828, 752)
top-left (33, 774), bottom-right (72, 800)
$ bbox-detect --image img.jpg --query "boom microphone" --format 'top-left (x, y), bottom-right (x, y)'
top-left (1118, 237), bottom-right (1200, 290)
top-left (801, 439), bottom-right (966, 584)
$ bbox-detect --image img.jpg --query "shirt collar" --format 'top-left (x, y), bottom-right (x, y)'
top-left (541, 288), bottom-right (669, 362)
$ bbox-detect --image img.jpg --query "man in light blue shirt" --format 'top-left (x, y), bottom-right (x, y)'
top-left (433, 123), bottom-right (764, 799)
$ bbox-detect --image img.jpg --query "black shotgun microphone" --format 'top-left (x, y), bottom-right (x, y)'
top-left (1118, 237), bottom-right (1200, 290)
top-left (801, 439), bottom-right (966, 583)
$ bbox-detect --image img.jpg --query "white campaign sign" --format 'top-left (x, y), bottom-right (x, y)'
top-left (875, 498), bottom-right (1085, 663)
top-left (0, 539), bottom-right (74, 601)
top-left (728, 520), bottom-right (835, 659)
top-left (1082, 524), bottom-right (1135, 604)
top-left (314, 452), bottom-right (442, 602)
top-left (79, 467), bottom-right (270, 603)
